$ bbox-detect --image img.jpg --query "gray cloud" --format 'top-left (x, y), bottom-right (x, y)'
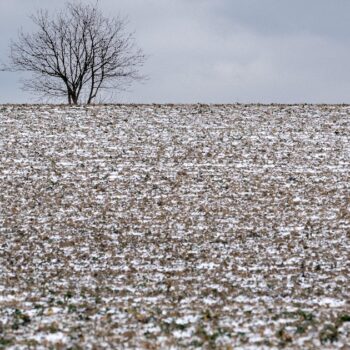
top-left (1, 0), bottom-right (350, 103)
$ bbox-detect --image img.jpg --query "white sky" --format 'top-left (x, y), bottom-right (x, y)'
top-left (1, 0), bottom-right (350, 103)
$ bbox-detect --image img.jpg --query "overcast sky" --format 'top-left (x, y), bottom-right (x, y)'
top-left (1, 0), bottom-right (350, 103)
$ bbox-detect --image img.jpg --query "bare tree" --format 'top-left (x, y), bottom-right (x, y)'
top-left (2, 1), bottom-right (146, 104)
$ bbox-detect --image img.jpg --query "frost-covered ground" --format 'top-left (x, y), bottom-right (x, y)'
top-left (0, 104), bottom-right (349, 349)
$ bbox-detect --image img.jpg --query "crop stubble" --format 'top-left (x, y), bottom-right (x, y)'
top-left (0, 104), bottom-right (349, 349)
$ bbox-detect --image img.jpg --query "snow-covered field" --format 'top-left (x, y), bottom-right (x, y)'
top-left (0, 104), bottom-right (349, 349)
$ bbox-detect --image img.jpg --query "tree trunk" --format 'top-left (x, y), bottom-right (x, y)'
top-left (71, 91), bottom-right (78, 105)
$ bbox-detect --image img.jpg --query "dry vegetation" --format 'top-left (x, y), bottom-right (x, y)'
top-left (0, 104), bottom-right (349, 349)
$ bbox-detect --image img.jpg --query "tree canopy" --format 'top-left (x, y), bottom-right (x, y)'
top-left (3, 2), bottom-right (146, 104)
